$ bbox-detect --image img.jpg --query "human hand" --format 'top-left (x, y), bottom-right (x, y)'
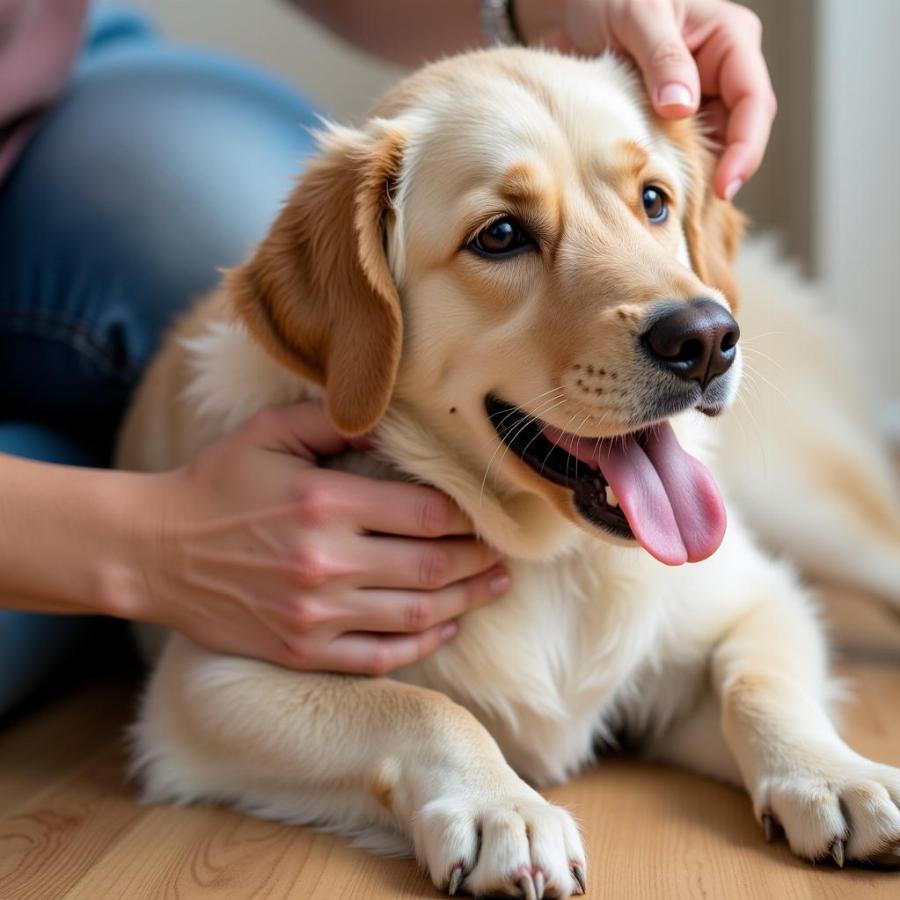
top-left (130, 401), bottom-right (509, 674)
top-left (514, 0), bottom-right (777, 200)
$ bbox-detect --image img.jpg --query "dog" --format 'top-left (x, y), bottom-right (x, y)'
top-left (117, 47), bottom-right (900, 897)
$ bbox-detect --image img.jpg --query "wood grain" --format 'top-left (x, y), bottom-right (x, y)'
top-left (0, 598), bottom-right (898, 900)
top-left (0, 677), bottom-right (135, 814)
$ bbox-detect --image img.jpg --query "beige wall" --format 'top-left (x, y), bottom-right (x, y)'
top-left (814, 0), bottom-right (900, 431)
top-left (737, 0), bottom-right (815, 272)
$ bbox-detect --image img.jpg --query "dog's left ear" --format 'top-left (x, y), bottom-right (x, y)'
top-left (670, 122), bottom-right (746, 311)
top-left (227, 121), bottom-right (405, 436)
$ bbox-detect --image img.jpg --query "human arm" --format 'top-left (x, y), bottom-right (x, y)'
top-left (0, 401), bottom-right (509, 674)
top-left (291, 0), bottom-right (483, 67)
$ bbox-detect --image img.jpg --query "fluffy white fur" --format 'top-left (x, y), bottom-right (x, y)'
top-left (118, 49), bottom-right (900, 897)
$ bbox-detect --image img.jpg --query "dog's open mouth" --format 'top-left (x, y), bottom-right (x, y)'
top-left (485, 395), bottom-right (726, 566)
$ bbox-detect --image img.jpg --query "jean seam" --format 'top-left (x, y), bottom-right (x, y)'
top-left (0, 308), bottom-right (135, 382)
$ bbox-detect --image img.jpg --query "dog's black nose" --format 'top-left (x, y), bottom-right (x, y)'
top-left (642, 299), bottom-right (740, 388)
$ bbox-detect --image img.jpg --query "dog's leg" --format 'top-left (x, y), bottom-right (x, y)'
top-left (706, 584), bottom-right (900, 866)
top-left (133, 635), bottom-right (586, 898)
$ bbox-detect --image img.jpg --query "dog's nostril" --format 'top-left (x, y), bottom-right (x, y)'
top-left (670, 338), bottom-right (704, 365)
top-left (721, 330), bottom-right (739, 353)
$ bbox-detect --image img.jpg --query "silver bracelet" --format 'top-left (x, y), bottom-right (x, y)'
top-left (481, 0), bottom-right (523, 47)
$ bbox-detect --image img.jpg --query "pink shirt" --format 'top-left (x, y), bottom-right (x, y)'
top-left (0, 0), bottom-right (88, 183)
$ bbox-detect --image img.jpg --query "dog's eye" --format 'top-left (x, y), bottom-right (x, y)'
top-left (642, 186), bottom-right (668, 224)
top-left (470, 217), bottom-right (535, 258)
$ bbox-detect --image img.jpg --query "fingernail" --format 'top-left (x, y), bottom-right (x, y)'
top-left (724, 177), bottom-right (743, 201)
top-left (657, 83), bottom-right (693, 108)
top-left (440, 621), bottom-right (458, 640)
top-left (488, 569), bottom-right (511, 595)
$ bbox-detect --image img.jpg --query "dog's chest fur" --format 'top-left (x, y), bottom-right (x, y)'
top-left (395, 544), bottom-right (717, 786)
top-left (341, 443), bottom-right (716, 784)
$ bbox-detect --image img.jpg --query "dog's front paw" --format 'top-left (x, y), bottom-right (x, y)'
top-left (755, 755), bottom-right (900, 867)
top-left (414, 794), bottom-right (586, 898)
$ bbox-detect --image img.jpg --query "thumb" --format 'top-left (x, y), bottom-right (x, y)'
top-left (612, 4), bottom-right (700, 118)
top-left (251, 399), bottom-right (351, 461)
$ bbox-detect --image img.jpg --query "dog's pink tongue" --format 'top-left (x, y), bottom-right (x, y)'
top-left (544, 422), bottom-right (726, 566)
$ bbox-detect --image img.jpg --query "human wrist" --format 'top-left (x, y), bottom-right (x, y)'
top-left (93, 468), bottom-right (183, 625)
top-left (0, 456), bottom-right (173, 620)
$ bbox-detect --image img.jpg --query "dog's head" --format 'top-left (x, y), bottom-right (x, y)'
top-left (229, 48), bottom-right (744, 564)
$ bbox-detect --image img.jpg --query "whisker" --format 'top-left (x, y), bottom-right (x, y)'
top-left (572, 414), bottom-right (593, 481)
top-left (739, 330), bottom-right (791, 343)
top-left (492, 398), bottom-right (570, 486)
top-left (735, 390), bottom-right (768, 473)
top-left (555, 411), bottom-right (584, 481)
top-left (539, 407), bottom-right (591, 476)
top-left (740, 346), bottom-right (785, 373)
top-left (479, 393), bottom-right (568, 506)
top-left (516, 400), bottom-right (575, 468)
top-left (741, 360), bottom-right (795, 409)
top-left (488, 386), bottom-right (564, 430)
top-left (737, 370), bottom-right (762, 400)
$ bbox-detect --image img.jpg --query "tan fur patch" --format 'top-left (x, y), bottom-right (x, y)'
top-left (368, 761), bottom-right (398, 814)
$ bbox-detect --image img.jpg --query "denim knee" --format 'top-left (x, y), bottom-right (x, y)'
top-left (0, 37), bottom-right (320, 428)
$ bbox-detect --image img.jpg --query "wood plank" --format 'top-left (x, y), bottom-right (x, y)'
top-left (0, 744), bottom-right (146, 900)
top-left (63, 807), bottom-right (430, 900)
top-left (0, 676), bottom-right (136, 815)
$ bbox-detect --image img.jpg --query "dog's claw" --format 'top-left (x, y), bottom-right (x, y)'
top-left (762, 813), bottom-right (778, 843)
top-left (519, 874), bottom-right (538, 900)
top-left (830, 839), bottom-right (846, 869)
top-left (448, 866), bottom-right (464, 896)
top-left (533, 869), bottom-right (546, 899)
top-left (571, 863), bottom-right (587, 895)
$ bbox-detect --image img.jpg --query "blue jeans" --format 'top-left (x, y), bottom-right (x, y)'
top-left (0, 7), bottom-right (320, 716)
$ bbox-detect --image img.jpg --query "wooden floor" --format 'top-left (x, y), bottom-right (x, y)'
top-left (1, 587), bottom-right (899, 900)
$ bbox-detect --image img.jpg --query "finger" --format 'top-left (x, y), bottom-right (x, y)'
top-left (342, 476), bottom-right (476, 537)
top-left (693, 13), bottom-right (776, 198)
top-left (343, 565), bottom-right (511, 633)
top-left (714, 90), bottom-right (776, 199)
top-left (321, 622), bottom-right (460, 676)
top-left (353, 535), bottom-right (502, 590)
top-left (612, 2), bottom-right (700, 117)
top-left (249, 400), bottom-right (350, 460)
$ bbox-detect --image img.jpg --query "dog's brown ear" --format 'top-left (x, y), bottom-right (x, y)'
top-left (668, 121), bottom-right (746, 311)
top-left (227, 123), bottom-right (405, 435)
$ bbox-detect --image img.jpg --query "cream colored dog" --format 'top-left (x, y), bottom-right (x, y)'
top-left (117, 48), bottom-right (900, 897)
